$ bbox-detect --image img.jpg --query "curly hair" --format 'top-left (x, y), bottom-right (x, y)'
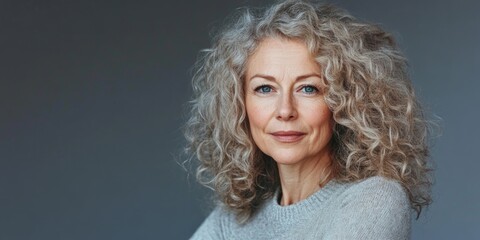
top-left (185, 0), bottom-right (434, 223)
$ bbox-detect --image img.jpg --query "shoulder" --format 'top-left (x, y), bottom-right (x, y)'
top-left (324, 176), bottom-right (412, 239)
top-left (190, 204), bottom-right (234, 240)
top-left (338, 176), bottom-right (411, 217)
top-left (341, 176), bottom-right (409, 204)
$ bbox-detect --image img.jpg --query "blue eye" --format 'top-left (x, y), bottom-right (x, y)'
top-left (255, 85), bottom-right (273, 93)
top-left (301, 85), bottom-right (318, 94)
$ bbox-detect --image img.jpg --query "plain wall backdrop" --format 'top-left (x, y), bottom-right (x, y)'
top-left (1, 0), bottom-right (479, 239)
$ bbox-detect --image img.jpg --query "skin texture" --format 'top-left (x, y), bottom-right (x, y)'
top-left (244, 38), bottom-right (334, 205)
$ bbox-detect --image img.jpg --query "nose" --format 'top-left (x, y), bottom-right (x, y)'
top-left (276, 93), bottom-right (297, 121)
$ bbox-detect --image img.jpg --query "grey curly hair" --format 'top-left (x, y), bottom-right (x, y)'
top-left (185, 0), bottom-right (434, 223)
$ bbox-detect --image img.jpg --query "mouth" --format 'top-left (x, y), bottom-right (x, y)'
top-left (270, 131), bottom-right (306, 143)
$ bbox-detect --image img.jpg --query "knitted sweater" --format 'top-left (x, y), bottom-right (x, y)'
top-left (190, 176), bottom-right (411, 240)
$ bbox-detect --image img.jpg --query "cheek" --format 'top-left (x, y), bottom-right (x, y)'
top-left (307, 104), bottom-right (333, 133)
top-left (246, 99), bottom-right (273, 152)
top-left (247, 104), bottom-right (269, 131)
top-left (246, 96), bottom-right (271, 129)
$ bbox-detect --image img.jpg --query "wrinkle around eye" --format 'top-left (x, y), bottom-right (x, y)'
top-left (296, 84), bottom-right (322, 96)
top-left (253, 84), bottom-right (275, 95)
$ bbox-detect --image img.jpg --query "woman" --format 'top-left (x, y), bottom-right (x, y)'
top-left (185, 0), bottom-right (433, 239)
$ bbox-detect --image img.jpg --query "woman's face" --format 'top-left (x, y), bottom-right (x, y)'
top-left (245, 38), bottom-right (333, 167)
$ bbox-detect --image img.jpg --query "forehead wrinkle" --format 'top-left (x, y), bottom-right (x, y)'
top-left (248, 72), bottom-right (323, 85)
top-left (246, 38), bottom-right (321, 85)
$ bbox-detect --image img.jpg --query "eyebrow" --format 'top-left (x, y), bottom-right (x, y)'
top-left (249, 73), bottom-right (322, 82)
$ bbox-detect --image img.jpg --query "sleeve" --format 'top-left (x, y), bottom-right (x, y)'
top-left (324, 176), bottom-right (412, 240)
top-left (190, 206), bottom-right (226, 240)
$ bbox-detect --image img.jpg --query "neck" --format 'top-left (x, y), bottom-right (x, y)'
top-left (277, 154), bottom-right (332, 206)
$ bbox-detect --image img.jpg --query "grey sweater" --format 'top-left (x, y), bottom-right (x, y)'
top-left (190, 176), bottom-right (411, 239)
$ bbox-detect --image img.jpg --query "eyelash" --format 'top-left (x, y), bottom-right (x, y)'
top-left (254, 84), bottom-right (320, 95)
top-left (254, 85), bottom-right (273, 93)
top-left (300, 85), bottom-right (319, 94)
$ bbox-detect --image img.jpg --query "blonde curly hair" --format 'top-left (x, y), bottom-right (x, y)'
top-left (185, 0), bottom-right (434, 223)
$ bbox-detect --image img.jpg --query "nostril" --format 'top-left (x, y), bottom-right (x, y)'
top-left (276, 108), bottom-right (298, 121)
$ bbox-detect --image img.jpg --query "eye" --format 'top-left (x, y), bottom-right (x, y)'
top-left (300, 85), bottom-right (319, 94)
top-left (255, 85), bottom-right (273, 94)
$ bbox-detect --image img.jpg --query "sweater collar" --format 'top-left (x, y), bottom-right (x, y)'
top-left (263, 179), bottom-right (350, 221)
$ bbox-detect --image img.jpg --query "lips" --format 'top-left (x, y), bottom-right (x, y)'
top-left (270, 131), bottom-right (306, 143)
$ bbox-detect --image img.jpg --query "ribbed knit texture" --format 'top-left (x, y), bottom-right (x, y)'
top-left (190, 176), bottom-right (411, 240)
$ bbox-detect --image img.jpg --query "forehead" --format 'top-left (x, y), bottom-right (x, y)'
top-left (245, 37), bottom-right (320, 77)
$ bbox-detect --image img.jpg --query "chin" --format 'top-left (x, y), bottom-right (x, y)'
top-left (268, 151), bottom-right (306, 166)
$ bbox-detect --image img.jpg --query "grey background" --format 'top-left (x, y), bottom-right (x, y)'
top-left (0, 0), bottom-right (478, 239)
